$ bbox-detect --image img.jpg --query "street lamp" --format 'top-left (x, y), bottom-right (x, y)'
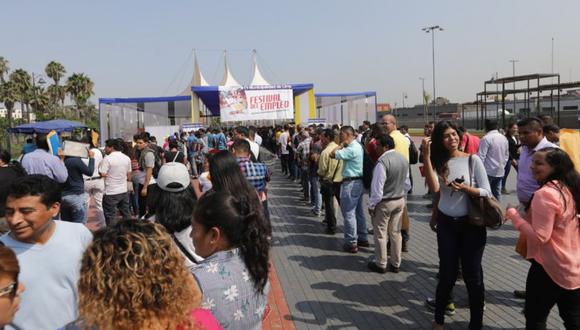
top-left (422, 25), bottom-right (444, 121)
top-left (419, 77), bottom-right (427, 123)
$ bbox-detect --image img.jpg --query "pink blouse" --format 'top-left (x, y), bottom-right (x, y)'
top-left (506, 181), bottom-right (580, 290)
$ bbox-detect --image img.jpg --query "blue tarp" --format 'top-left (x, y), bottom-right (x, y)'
top-left (8, 120), bottom-right (88, 134)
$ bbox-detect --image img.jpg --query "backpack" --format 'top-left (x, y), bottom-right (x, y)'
top-left (408, 138), bottom-right (419, 165)
top-left (361, 142), bottom-right (375, 190)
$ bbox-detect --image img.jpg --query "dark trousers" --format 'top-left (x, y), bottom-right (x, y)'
top-left (103, 192), bottom-right (131, 225)
top-left (435, 211), bottom-right (486, 329)
top-left (262, 199), bottom-right (272, 235)
top-left (525, 260), bottom-right (580, 329)
top-left (280, 154), bottom-right (289, 174)
top-left (300, 168), bottom-right (310, 200)
top-left (138, 183), bottom-right (158, 218)
top-left (502, 159), bottom-right (517, 190)
top-left (321, 181), bottom-right (341, 230)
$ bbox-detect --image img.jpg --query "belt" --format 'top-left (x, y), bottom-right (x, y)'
top-left (86, 176), bottom-right (102, 181)
top-left (342, 176), bottom-right (362, 182)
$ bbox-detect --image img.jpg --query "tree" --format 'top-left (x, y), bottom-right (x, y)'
top-left (9, 69), bottom-right (32, 123)
top-left (0, 57), bottom-right (9, 83)
top-left (29, 85), bottom-right (49, 118)
top-left (45, 61), bottom-right (66, 106)
top-left (0, 81), bottom-right (19, 148)
top-left (66, 73), bottom-right (94, 120)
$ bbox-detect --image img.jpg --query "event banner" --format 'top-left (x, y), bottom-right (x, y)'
top-left (219, 85), bottom-right (294, 122)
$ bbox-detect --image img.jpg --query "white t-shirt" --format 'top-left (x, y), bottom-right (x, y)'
top-left (254, 134), bottom-right (263, 146)
top-left (279, 131), bottom-right (290, 155)
top-left (174, 226), bottom-right (204, 269)
top-left (99, 151), bottom-right (132, 195)
top-left (82, 147), bottom-right (103, 179)
top-left (0, 221), bottom-right (93, 330)
top-left (245, 138), bottom-right (260, 160)
top-left (199, 171), bottom-right (212, 193)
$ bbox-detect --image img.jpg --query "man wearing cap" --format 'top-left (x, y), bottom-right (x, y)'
top-left (100, 139), bottom-right (132, 225)
top-left (231, 139), bottom-right (272, 222)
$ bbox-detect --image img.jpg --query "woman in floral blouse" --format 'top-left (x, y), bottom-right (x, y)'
top-left (191, 191), bottom-right (271, 330)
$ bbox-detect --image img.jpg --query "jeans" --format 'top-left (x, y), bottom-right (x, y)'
top-left (525, 260), bottom-right (580, 329)
top-left (130, 175), bottom-right (140, 216)
top-left (61, 193), bottom-right (89, 224)
top-left (310, 175), bottom-right (322, 213)
top-left (340, 179), bottom-right (368, 246)
top-left (435, 211), bottom-right (486, 329)
top-left (487, 175), bottom-right (503, 201)
top-left (321, 181), bottom-right (341, 230)
top-left (103, 192), bottom-right (131, 225)
top-left (300, 168), bottom-right (310, 200)
top-left (84, 178), bottom-right (105, 228)
top-left (189, 155), bottom-right (199, 177)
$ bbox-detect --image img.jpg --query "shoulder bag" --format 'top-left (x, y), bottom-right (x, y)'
top-left (467, 155), bottom-right (504, 229)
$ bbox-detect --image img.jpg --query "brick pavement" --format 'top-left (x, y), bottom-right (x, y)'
top-left (268, 162), bottom-right (564, 329)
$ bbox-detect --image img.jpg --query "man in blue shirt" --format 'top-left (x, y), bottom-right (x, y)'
top-left (21, 133), bottom-right (68, 183)
top-left (330, 126), bottom-right (368, 253)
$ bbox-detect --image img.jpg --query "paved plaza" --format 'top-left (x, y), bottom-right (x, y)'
top-left (267, 160), bottom-right (564, 329)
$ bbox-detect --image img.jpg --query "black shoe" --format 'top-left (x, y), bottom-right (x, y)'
top-left (343, 244), bottom-right (358, 254)
top-left (514, 290), bottom-right (526, 299)
top-left (368, 228), bottom-right (374, 235)
top-left (386, 264), bottom-right (400, 273)
top-left (402, 240), bottom-right (409, 252)
top-left (367, 262), bottom-right (387, 274)
top-left (325, 228), bottom-right (336, 235)
top-left (357, 240), bottom-right (370, 248)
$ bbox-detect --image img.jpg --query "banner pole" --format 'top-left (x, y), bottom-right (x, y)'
top-left (294, 94), bottom-right (301, 125)
top-left (308, 89), bottom-right (315, 120)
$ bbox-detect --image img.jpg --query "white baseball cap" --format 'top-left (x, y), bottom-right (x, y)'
top-left (156, 163), bottom-right (191, 192)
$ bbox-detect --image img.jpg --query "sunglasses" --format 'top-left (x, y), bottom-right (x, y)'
top-left (0, 280), bottom-right (18, 298)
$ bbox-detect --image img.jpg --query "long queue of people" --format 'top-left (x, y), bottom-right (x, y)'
top-left (0, 127), bottom-right (274, 329)
top-left (0, 115), bottom-right (578, 329)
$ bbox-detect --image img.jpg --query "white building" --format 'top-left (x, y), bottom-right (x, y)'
top-left (0, 107), bottom-right (36, 121)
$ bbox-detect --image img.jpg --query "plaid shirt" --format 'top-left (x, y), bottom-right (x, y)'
top-left (237, 156), bottom-right (271, 193)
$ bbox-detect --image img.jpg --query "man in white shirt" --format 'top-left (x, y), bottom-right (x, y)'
top-left (83, 138), bottom-right (105, 228)
top-left (278, 125), bottom-right (291, 175)
top-left (249, 126), bottom-right (262, 146)
top-left (478, 120), bottom-right (509, 201)
top-left (234, 126), bottom-right (260, 161)
top-left (100, 138), bottom-right (132, 225)
top-left (1, 175), bottom-right (92, 330)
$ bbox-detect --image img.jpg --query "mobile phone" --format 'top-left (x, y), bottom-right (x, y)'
top-left (448, 177), bottom-right (465, 186)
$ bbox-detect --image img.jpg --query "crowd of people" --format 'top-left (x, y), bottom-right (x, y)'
top-left (0, 114), bottom-right (578, 329)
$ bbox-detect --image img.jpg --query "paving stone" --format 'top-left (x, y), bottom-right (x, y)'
top-left (268, 163), bottom-right (564, 329)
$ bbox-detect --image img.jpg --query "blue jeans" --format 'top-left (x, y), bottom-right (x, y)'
top-left (310, 175), bottom-right (322, 213)
top-left (61, 193), bottom-right (89, 224)
top-left (340, 179), bottom-right (368, 246)
top-left (487, 176), bottom-right (502, 201)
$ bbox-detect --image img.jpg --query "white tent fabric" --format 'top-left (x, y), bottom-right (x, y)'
top-left (220, 51), bottom-right (240, 87)
top-left (250, 50), bottom-right (270, 86)
top-left (180, 50), bottom-right (209, 95)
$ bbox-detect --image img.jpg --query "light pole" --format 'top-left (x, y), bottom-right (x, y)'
top-left (509, 59), bottom-right (519, 120)
top-left (419, 77), bottom-right (426, 123)
top-left (422, 25), bottom-right (444, 121)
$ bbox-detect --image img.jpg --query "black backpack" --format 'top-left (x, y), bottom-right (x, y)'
top-left (408, 139), bottom-right (419, 165)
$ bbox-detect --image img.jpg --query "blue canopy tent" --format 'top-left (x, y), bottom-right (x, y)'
top-left (315, 91), bottom-right (378, 126)
top-left (8, 119), bottom-right (88, 134)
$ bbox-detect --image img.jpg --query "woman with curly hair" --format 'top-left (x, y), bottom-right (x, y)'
top-left (506, 147), bottom-right (580, 329)
top-left (191, 191), bottom-right (270, 329)
top-left (74, 221), bottom-right (220, 330)
top-left (0, 244), bottom-right (25, 328)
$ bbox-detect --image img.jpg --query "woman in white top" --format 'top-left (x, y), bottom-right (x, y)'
top-left (149, 163), bottom-right (203, 269)
top-left (421, 121), bottom-right (491, 330)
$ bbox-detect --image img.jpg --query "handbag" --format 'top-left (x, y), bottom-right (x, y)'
top-left (467, 155), bottom-right (504, 229)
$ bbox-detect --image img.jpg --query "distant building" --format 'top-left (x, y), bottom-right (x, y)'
top-left (0, 107), bottom-right (36, 121)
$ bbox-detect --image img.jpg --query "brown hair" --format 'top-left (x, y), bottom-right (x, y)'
top-left (78, 221), bottom-right (201, 330)
top-left (0, 245), bottom-right (19, 281)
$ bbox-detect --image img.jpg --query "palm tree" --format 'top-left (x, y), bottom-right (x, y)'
top-left (0, 80), bottom-right (19, 132)
top-left (66, 73), bottom-right (94, 121)
top-left (45, 61), bottom-right (66, 105)
top-left (46, 84), bottom-right (66, 110)
top-left (9, 69), bottom-right (32, 123)
top-left (29, 85), bottom-right (49, 119)
top-left (0, 57), bottom-right (9, 84)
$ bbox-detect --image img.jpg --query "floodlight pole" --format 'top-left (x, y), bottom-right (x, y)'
top-left (509, 59), bottom-right (519, 125)
top-left (419, 77), bottom-right (427, 123)
top-left (423, 25), bottom-right (444, 122)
